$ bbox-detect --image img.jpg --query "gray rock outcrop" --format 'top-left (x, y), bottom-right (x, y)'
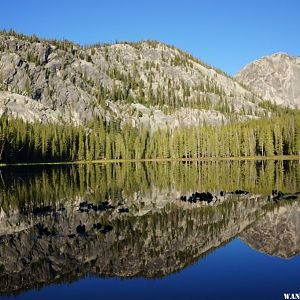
top-left (0, 31), bottom-right (269, 129)
top-left (235, 52), bottom-right (300, 108)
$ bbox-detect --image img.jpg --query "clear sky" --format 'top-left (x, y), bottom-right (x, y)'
top-left (0, 0), bottom-right (299, 75)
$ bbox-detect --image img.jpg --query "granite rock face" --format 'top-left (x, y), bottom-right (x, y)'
top-left (0, 91), bottom-right (60, 123)
top-left (235, 52), bottom-right (300, 108)
top-left (0, 32), bottom-right (268, 129)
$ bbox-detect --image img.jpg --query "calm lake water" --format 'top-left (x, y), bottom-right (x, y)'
top-left (0, 160), bottom-right (299, 300)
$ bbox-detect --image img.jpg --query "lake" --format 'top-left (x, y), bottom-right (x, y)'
top-left (0, 160), bottom-right (299, 300)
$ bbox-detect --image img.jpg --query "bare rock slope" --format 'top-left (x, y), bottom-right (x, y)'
top-left (235, 52), bottom-right (300, 108)
top-left (0, 31), bottom-right (271, 129)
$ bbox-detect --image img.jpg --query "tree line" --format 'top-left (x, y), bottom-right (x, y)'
top-left (0, 112), bottom-right (299, 164)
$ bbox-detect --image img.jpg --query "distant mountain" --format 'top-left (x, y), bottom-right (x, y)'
top-left (0, 30), bottom-right (277, 130)
top-left (235, 52), bottom-right (300, 109)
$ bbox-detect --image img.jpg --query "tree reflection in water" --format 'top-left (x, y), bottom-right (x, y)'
top-left (0, 160), bottom-right (299, 295)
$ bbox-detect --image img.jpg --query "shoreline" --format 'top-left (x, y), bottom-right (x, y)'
top-left (0, 155), bottom-right (299, 167)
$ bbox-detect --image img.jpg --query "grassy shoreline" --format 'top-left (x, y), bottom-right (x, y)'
top-left (0, 155), bottom-right (299, 167)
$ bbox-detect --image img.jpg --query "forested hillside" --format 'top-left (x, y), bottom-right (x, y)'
top-left (0, 30), bottom-right (299, 164)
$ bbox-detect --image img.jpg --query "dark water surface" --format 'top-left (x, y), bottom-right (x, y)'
top-left (0, 160), bottom-right (299, 300)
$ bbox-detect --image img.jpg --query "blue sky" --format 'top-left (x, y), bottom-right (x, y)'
top-left (0, 0), bottom-right (299, 75)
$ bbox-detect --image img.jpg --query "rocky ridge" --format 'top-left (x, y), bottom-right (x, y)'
top-left (0, 31), bottom-right (270, 129)
top-left (235, 52), bottom-right (300, 108)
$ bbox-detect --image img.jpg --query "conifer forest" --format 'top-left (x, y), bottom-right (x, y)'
top-left (0, 112), bottom-right (299, 164)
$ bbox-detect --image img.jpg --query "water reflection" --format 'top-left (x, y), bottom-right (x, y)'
top-left (240, 200), bottom-right (300, 258)
top-left (0, 160), bottom-right (299, 296)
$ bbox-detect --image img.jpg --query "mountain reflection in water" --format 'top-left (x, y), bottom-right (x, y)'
top-left (0, 160), bottom-right (299, 296)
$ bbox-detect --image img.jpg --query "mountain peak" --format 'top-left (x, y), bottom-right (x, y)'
top-left (235, 52), bottom-right (300, 108)
top-left (0, 30), bottom-right (272, 129)
top-left (270, 51), bottom-right (290, 57)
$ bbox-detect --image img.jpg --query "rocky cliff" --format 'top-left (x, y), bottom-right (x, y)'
top-left (235, 52), bottom-right (300, 108)
top-left (0, 31), bottom-right (269, 129)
